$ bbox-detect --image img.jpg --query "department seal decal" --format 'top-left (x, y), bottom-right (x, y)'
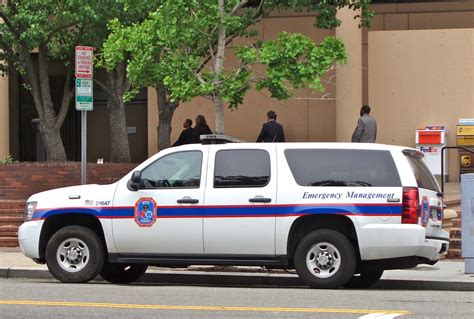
top-left (134, 197), bottom-right (157, 227)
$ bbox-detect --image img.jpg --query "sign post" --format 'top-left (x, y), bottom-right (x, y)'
top-left (75, 46), bottom-right (94, 185)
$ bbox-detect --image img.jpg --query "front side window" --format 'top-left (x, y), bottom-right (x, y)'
top-left (285, 149), bottom-right (402, 187)
top-left (140, 151), bottom-right (202, 189)
top-left (214, 150), bottom-right (270, 188)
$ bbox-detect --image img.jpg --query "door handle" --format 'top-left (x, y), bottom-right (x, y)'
top-left (387, 198), bottom-right (400, 203)
top-left (249, 197), bottom-right (272, 203)
top-left (177, 198), bottom-right (199, 204)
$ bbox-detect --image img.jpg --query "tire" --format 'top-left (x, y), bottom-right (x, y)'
top-left (45, 226), bottom-right (105, 283)
top-left (344, 269), bottom-right (384, 289)
top-left (100, 263), bottom-right (148, 284)
top-left (294, 229), bottom-right (356, 289)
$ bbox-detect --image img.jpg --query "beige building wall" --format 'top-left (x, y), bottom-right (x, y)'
top-left (335, 8), bottom-right (363, 142)
top-left (369, 29), bottom-right (474, 180)
top-left (362, 1), bottom-right (474, 104)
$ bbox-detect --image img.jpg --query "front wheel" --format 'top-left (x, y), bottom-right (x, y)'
top-left (294, 230), bottom-right (356, 289)
top-left (45, 226), bottom-right (105, 283)
top-left (100, 263), bottom-right (148, 284)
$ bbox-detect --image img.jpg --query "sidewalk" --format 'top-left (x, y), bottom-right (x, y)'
top-left (1, 248), bottom-right (473, 290)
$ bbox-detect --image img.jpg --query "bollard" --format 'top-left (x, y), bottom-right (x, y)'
top-left (461, 173), bottom-right (474, 274)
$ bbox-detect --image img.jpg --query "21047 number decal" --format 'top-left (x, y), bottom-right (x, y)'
top-left (134, 197), bottom-right (157, 227)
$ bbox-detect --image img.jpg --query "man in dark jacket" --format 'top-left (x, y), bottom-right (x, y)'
top-left (351, 105), bottom-right (377, 143)
top-left (172, 119), bottom-right (194, 146)
top-left (257, 110), bottom-right (285, 142)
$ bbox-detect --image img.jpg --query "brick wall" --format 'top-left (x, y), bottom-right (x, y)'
top-left (0, 162), bottom-right (137, 200)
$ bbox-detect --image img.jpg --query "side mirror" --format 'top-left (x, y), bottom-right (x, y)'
top-left (127, 170), bottom-right (141, 191)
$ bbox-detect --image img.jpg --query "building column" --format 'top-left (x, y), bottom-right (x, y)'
top-left (335, 8), bottom-right (363, 142)
top-left (0, 70), bottom-right (9, 159)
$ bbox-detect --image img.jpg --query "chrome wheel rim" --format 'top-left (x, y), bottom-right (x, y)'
top-left (56, 237), bottom-right (90, 273)
top-left (306, 242), bottom-right (341, 278)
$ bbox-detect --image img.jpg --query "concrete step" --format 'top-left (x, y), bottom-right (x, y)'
top-left (0, 218), bottom-right (23, 226)
top-left (0, 225), bottom-right (18, 237)
top-left (0, 201), bottom-right (26, 210)
top-left (0, 208), bottom-right (24, 215)
top-left (0, 236), bottom-right (19, 247)
top-left (447, 248), bottom-right (461, 259)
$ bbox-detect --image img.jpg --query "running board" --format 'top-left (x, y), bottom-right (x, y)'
top-left (108, 253), bottom-right (289, 267)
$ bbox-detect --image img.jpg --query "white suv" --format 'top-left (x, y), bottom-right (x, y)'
top-left (18, 138), bottom-right (449, 288)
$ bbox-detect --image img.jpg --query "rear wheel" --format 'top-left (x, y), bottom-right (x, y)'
top-left (45, 226), bottom-right (105, 283)
top-left (344, 269), bottom-right (384, 289)
top-left (294, 230), bottom-right (356, 289)
top-left (100, 263), bottom-right (148, 284)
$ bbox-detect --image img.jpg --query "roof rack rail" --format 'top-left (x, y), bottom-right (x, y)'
top-left (200, 134), bottom-right (243, 144)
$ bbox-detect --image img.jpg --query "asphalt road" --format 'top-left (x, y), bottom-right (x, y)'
top-left (0, 279), bottom-right (472, 319)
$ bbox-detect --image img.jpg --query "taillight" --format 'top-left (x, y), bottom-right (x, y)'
top-left (402, 187), bottom-right (419, 224)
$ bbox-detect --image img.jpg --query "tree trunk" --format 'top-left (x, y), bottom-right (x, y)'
top-left (213, 0), bottom-right (226, 134)
top-left (213, 95), bottom-right (225, 134)
top-left (106, 65), bottom-right (131, 163)
top-left (34, 46), bottom-right (69, 162)
top-left (108, 98), bottom-right (130, 162)
top-left (156, 84), bottom-right (178, 151)
top-left (39, 112), bottom-right (67, 161)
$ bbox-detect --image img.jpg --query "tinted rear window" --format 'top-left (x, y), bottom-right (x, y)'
top-left (284, 149), bottom-right (401, 187)
top-left (214, 149), bottom-right (270, 188)
top-left (404, 153), bottom-right (440, 192)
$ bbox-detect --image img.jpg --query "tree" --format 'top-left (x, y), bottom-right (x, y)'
top-left (104, 0), bottom-right (372, 149)
top-left (86, 0), bottom-right (159, 162)
top-left (0, 0), bottom-right (96, 161)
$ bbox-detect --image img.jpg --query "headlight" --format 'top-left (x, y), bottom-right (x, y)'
top-left (25, 202), bottom-right (37, 221)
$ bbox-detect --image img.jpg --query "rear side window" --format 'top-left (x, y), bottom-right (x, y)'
top-left (284, 149), bottom-right (401, 187)
top-left (214, 150), bottom-right (270, 188)
top-left (404, 153), bottom-right (440, 192)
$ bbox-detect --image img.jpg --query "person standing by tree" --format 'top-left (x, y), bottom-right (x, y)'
top-left (257, 111), bottom-right (285, 143)
top-left (192, 115), bottom-right (213, 143)
top-left (172, 119), bottom-right (194, 146)
top-left (351, 105), bottom-right (377, 143)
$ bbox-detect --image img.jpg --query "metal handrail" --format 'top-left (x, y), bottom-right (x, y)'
top-left (441, 146), bottom-right (474, 193)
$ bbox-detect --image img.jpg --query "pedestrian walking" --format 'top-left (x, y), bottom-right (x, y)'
top-left (351, 105), bottom-right (377, 143)
top-left (172, 119), bottom-right (194, 146)
top-left (191, 115), bottom-right (213, 143)
top-left (256, 110), bottom-right (285, 142)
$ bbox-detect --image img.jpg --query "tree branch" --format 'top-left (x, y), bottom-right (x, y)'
top-left (229, 0), bottom-right (248, 17)
top-left (37, 45), bottom-right (54, 113)
top-left (93, 78), bottom-right (113, 96)
top-left (55, 63), bottom-right (74, 129)
top-left (20, 45), bottom-right (44, 119)
top-left (0, 10), bottom-right (21, 40)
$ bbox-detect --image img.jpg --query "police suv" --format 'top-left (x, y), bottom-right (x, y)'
top-left (18, 136), bottom-right (449, 288)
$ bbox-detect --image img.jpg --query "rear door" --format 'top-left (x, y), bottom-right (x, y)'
top-left (203, 144), bottom-right (277, 255)
top-left (404, 151), bottom-right (444, 237)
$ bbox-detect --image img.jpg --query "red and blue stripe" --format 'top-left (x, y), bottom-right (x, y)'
top-left (32, 203), bottom-right (402, 221)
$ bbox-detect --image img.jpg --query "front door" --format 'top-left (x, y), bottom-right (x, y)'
top-left (203, 145), bottom-right (277, 255)
top-left (112, 149), bottom-right (207, 254)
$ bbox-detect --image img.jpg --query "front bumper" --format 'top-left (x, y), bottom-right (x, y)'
top-left (18, 220), bottom-right (44, 259)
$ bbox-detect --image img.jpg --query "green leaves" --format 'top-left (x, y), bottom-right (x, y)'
top-left (101, 0), bottom-right (365, 109)
top-left (253, 32), bottom-right (347, 99)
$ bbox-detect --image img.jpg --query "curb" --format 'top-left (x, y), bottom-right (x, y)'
top-left (1, 267), bottom-right (473, 291)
